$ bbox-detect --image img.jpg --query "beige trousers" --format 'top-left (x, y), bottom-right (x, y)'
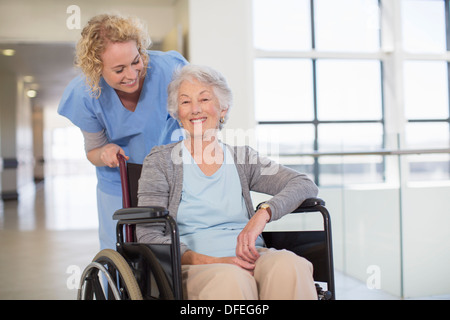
top-left (181, 248), bottom-right (318, 300)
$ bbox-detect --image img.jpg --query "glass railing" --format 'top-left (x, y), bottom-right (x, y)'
top-left (262, 146), bottom-right (450, 299)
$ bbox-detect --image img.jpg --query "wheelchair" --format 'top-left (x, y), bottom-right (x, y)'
top-left (77, 154), bottom-right (335, 300)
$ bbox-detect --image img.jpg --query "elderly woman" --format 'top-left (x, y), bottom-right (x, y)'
top-left (136, 65), bottom-right (319, 300)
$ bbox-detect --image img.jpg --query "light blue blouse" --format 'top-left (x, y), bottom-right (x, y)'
top-left (58, 50), bottom-right (188, 195)
top-left (177, 143), bottom-right (265, 257)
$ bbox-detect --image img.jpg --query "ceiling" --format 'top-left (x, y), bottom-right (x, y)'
top-left (0, 0), bottom-right (177, 109)
top-left (0, 41), bottom-right (167, 110)
top-left (0, 42), bottom-right (80, 108)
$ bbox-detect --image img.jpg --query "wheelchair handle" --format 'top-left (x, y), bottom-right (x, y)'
top-left (117, 152), bottom-right (131, 208)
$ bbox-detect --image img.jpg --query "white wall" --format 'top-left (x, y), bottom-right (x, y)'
top-left (402, 184), bottom-right (450, 298)
top-left (327, 186), bottom-right (403, 297)
top-left (188, 0), bottom-right (255, 144)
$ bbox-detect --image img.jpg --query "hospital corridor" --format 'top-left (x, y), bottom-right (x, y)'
top-left (1, 0), bottom-right (450, 301)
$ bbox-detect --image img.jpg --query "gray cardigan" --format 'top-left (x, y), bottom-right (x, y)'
top-left (136, 141), bottom-right (319, 256)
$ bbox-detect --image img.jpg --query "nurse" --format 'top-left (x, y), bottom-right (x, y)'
top-left (58, 14), bottom-right (188, 251)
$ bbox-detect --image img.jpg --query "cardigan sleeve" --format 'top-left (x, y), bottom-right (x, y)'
top-left (241, 146), bottom-right (319, 221)
top-left (136, 144), bottom-right (190, 255)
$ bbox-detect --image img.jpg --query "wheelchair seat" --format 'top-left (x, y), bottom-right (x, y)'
top-left (78, 153), bottom-right (335, 300)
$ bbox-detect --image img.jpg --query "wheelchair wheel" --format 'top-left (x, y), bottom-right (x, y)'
top-left (77, 249), bottom-right (143, 300)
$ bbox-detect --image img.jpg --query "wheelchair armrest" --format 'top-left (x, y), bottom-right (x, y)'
top-left (257, 197), bottom-right (326, 214)
top-left (113, 206), bottom-right (169, 221)
top-left (292, 197), bottom-right (326, 213)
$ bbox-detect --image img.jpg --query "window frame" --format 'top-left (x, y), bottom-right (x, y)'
top-left (253, 0), bottom-right (450, 185)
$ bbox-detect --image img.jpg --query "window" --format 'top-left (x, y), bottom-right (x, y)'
top-left (253, 0), bottom-right (311, 52)
top-left (402, 0), bottom-right (447, 54)
top-left (314, 0), bottom-right (380, 52)
top-left (253, 0), bottom-right (450, 185)
top-left (403, 61), bottom-right (449, 121)
top-left (315, 60), bottom-right (382, 122)
top-left (51, 127), bottom-right (85, 160)
top-left (254, 0), bottom-right (384, 185)
top-left (254, 59), bottom-right (314, 122)
top-left (402, 0), bottom-right (450, 181)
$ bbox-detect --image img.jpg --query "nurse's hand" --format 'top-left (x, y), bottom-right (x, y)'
top-left (87, 143), bottom-right (129, 167)
top-left (101, 144), bottom-right (129, 167)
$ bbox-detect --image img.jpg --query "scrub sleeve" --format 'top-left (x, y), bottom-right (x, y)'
top-left (58, 50), bottom-right (188, 251)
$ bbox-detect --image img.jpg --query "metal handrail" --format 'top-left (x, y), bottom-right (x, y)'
top-left (275, 148), bottom-right (450, 158)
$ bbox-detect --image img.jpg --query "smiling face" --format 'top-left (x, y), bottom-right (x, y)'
top-left (177, 79), bottom-right (228, 139)
top-left (100, 40), bottom-right (144, 93)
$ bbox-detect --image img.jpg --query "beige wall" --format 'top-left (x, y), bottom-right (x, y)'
top-left (0, 0), bottom-right (176, 44)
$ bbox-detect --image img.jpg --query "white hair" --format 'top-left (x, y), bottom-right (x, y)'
top-left (167, 64), bottom-right (233, 130)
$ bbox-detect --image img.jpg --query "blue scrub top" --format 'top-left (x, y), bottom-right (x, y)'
top-left (58, 50), bottom-right (188, 195)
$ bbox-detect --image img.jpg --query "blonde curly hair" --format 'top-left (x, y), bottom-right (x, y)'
top-left (75, 14), bottom-right (152, 98)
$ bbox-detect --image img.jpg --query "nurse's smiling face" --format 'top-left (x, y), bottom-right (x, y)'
top-left (101, 40), bottom-right (144, 94)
